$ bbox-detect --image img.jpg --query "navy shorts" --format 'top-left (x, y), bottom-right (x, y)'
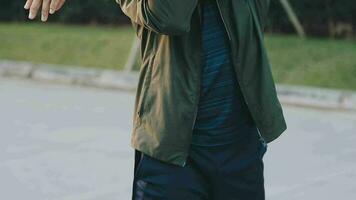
top-left (131, 129), bottom-right (267, 200)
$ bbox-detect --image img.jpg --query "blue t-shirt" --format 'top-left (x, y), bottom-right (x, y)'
top-left (191, 0), bottom-right (260, 146)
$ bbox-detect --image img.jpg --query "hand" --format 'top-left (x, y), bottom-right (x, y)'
top-left (24, 0), bottom-right (66, 22)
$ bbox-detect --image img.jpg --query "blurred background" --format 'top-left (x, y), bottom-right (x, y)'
top-left (1, 0), bottom-right (356, 89)
top-left (0, 0), bottom-right (355, 200)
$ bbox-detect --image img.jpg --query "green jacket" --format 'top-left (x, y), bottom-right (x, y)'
top-left (116, 0), bottom-right (287, 167)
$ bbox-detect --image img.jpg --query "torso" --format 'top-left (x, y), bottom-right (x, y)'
top-left (191, 0), bottom-right (257, 146)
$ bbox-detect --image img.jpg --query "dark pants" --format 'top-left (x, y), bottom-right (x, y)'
top-left (131, 130), bottom-right (267, 200)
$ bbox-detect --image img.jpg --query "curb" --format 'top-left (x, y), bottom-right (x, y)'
top-left (0, 60), bottom-right (138, 92)
top-left (276, 84), bottom-right (356, 112)
top-left (1, 59), bottom-right (356, 112)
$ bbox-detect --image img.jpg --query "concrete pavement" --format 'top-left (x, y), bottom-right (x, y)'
top-left (1, 77), bottom-right (355, 200)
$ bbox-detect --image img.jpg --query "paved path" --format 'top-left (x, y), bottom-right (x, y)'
top-left (1, 78), bottom-right (355, 200)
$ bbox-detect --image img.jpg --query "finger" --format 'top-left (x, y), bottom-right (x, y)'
top-left (24, 0), bottom-right (34, 10)
top-left (29, 0), bottom-right (42, 19)
top-left (55, 0), bottom-right (66, 11)
top-left (49, 0), bottom-right (59, 14)
top-left (41, 0), bottom-right (51, 22)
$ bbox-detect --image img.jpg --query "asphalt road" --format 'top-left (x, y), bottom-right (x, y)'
top-left (1, 77), bottom-right (355, 200)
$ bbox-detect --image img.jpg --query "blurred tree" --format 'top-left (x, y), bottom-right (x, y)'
top-left (1, 0), bottom-right (355, 37)
top-left (0, 0), bottom-right (128, 25)
top-left (279, 0), bottom-right (305, 38)
top-left (0, 0), bottom-right (27, 21)
top-left (267, 0), bottom-right (356, 37)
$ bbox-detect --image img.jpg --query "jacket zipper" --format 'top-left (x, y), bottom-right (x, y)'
top-left (185, 2), bottom-right (204, 168)
top-left (191, 2), bottom-right (203, 131)
top-left (216, 0), bottom-right (232, 41)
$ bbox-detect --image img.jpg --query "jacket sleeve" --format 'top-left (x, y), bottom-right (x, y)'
top-left (254, 0), bottom-right (271, 30)
top-left (116, 0), bottom-right (199, 35)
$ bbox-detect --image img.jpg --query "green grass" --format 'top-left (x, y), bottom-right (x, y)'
top-left (1, 22), bottom-right (356, 90)
top-left (265, 34), bottom-right (356, 90)
top-left (0, 22), bottom-right (135, 70)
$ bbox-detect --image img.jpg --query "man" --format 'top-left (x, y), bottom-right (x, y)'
top-left (25, 0), bottom-right (287, 199)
